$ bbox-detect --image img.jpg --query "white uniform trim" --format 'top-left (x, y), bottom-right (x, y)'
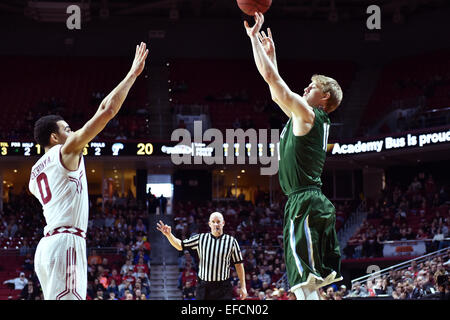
top-left (289, 219), bottom-right (303, 277)
top-left (304, 216), bottom-right (316, 272)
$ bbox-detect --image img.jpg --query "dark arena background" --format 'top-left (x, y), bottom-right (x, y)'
top-left (0, 0), bottom-right (449, 312)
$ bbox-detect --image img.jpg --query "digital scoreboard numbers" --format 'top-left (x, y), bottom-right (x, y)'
top-left (0, 141), bottom-right (159, 157)
top-left (82, 142), bottom-right (155, 156)
top-left (0, 142), bottom-right (42, 156)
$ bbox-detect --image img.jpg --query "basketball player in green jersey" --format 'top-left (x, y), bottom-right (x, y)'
top-left (245, 12), bottom-right (343, 300)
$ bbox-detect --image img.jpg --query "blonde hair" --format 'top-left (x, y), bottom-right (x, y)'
top-left (311, 74), bottom-right (343, 113)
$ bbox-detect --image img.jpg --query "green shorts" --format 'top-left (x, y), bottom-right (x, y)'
top-left (283, 186), bottom-right (343, 292)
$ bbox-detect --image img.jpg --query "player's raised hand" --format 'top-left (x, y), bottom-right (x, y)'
top-left (244, 11), bottom-right (265, 38)
top-left (156, 220), bottom-right (172, 237)
top-left (257, 28), bottom-right (275, 59)
top-left (129, 42), bottom-right (149, 77)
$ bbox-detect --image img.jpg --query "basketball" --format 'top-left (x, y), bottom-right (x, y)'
top-left (237, 0), bottom-right (272, 16)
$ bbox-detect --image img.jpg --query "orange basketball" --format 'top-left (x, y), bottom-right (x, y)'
top-left (236, 0), bottom-right (272, 16)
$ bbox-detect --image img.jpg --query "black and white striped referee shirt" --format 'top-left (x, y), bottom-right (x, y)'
top-left (182, 233), bottom-right (243, 282)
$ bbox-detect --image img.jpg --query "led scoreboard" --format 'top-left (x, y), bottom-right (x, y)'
top-left (0, 141), bottom-right (164, 157)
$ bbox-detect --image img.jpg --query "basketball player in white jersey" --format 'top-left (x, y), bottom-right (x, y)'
top-left (28, 42), bottom-right (149, 300)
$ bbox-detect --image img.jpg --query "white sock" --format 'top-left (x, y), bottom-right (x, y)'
top-left (303, 287), bottom-right (320, 300)
top-left (306, 290), bottom-right (319, 300)
top-left (293, 287), bottom-right (305, 300)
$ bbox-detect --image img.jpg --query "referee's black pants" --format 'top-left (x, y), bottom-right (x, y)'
top-left (196, 279), bottom-right (232, 300)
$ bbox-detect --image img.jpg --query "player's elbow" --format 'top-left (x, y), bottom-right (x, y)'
top-left (271, 94), bottom-right (279, 104)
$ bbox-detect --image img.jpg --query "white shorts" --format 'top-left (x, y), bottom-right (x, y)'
top-left (34, 231), bottom-right (87, 300)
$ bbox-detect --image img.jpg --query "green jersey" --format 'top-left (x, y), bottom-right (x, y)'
top-left (278, 107), bottom-right (330, 195)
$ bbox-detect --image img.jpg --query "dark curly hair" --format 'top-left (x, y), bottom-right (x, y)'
top-left (33, 114), bottom-right (64, 147)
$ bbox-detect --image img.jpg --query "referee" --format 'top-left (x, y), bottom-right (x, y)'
top-left (157, 212), bottom-right (248, 300)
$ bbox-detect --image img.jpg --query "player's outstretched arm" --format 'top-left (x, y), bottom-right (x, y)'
top-left (156, 220), bottom-right (183, 251)
top-left (61, 42), bottom-right (149, 164)
top-left (257, 28), bottom-right (292, 118)
top-left (245, 13), bottom-right (314, 123)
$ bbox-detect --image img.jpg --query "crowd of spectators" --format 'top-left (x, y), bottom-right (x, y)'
top-left (345, 249), bottom-right (450, 300)
top-left (344, 173), bottom-right (449, 259)
top-left (85, 243), bottom-right (151, 300)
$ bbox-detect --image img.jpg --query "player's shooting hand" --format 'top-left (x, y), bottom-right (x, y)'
top-left (129, 42), bottom-right (149, 77)
top-left (257, 28), bottom-right (275, 59)
top-left (244, 11), bottom-right (265, 38)
top-left (156, 220), bottom-right (172, 237)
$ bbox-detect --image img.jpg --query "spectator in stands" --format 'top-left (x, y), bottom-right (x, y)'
top-left (108, 292), bottom-right (118, 300)
top-left (104, 213), bottom-right (115, 229)
top-left (21, 254), bottom-right (34, 273)
top-left (338, 285), bottom-right (348, 298)
top-left (250, 274), bottom-right (262, 291)
top-left (133, 249), bottom-right (150, 265)
top-left (271, 267), bottom-right (283, 284)
top-left (158, 195), bottom-right (168, 215)
top-left (106, 279), bottom-right (119, 298)
top-left (324, 286), bottom-right (335, 300)
top-left (380, 277), bottom-right (394, 296)
top-left (348, 281), bottom-right (367, 297)
top-left (135, 219), bottom-right (148, 234)
top-left (147, 189), bottom-right (158, 215)
top-left (183, 280), bottom-right (196, 300)
top-left (19, 239), bottom-right (32, 256)
top-left (92, 277), bottom-right (106, 295)
top-left (109, 269), bottom-right (122, 286)
top-left (134, 280), bottom-right (149, 298)
top-left (257, 267), bottom-right (271, 285)
top-left (94, 289), bottom-right (105, 300)
top-left (181, 264), bottom-right (198, 289)
top-left (19, 281), bottom-right (39, 300)
top-left (88, 249), bottom-right (102, 266)
top-left (122, 270), bottom-right (136, 287)
top-left (178, 250), bottom-right (195, 271)
top-left (134, 257), bottom-right (150, 276)
top-left (97, 271), bottom-right (109, 291)
top-left (132, 234), bottom-right (151, 254)
top-left (123, 290), bottom-right (134, 300)
top-left (120, 259), bottom-right (134, 276)
top-left (3, 272), bottom-right (28, 290)
top-left (392, 283), bottom-right (405, 299)
top-left (134, 288), bottom-right (143, 300)
top-left (287, 291), bottom-right (296, 300)
top-left (416, 228), bottom-right (429, 240)
top-left (389, 222), bottom-right (401, 240)
top-left (230, 270), bottom-right (239, 287)
top-left (118, 280), bottom-right (133, 299)
top-left (257, 291), bottom-right (266, 300)
top-left (431, 227), bottom-right (445, 251)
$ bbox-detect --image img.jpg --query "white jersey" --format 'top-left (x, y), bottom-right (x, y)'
top-left (29, 144), bottom-right (89, 236)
